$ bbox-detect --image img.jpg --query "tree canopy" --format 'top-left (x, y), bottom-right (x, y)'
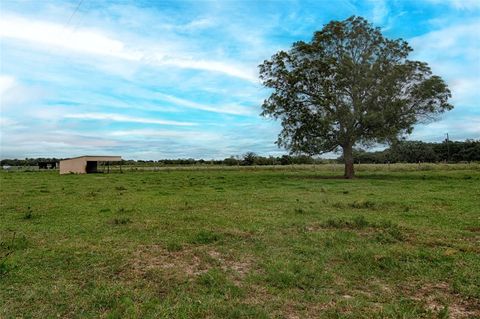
top-left (259, 16), bottom-right (453, 178)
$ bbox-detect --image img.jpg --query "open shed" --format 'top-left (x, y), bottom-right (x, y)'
top-left (38, 161), bottom-right (58, 169)
top-left (59, 156), bottom-right (122, 174)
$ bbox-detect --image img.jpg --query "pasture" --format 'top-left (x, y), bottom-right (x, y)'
top-left (1, 165), bottom-right (479, 318)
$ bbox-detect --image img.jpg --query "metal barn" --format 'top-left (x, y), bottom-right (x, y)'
top-left (59, 156), bottom-right (122, 174)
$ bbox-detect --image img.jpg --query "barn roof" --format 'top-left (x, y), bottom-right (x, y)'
top-left (61, 156), bottom-right (122, 162)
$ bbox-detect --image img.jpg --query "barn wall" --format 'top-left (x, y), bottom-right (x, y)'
top-left (59, 158), bottom-right (87, 174)
top-left (85, 156), bottom-right (121, 162)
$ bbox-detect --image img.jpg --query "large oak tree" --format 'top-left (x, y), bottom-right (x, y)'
top-left (259, 16), bottom-right (452, 178)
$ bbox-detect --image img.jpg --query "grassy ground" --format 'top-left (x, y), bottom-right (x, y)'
top-left (0, 165), bottom-right (479, 318)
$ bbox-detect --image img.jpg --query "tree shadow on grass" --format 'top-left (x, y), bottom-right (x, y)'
top-left (297, 175), bottom-right (350, 180)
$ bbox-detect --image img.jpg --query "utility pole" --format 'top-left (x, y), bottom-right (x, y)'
top-left (446, 133), bottom-right (450, 163)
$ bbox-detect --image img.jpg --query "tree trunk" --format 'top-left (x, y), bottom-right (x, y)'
top-left (343, 144), bottom-right (355, 179)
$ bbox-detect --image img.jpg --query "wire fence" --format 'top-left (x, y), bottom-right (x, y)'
top-left (3, 162), bottom-right (478, 173)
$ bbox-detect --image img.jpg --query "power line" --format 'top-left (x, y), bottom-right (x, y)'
top-left (446, 132), bottom-right (450, 163)
top-left (65, 0), bottom-right (84, 29)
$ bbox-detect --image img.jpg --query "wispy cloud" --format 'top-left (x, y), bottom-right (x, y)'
top-left (108, 129), bottom-right (216, 139)
top-left (0, 15), bottom-right (138, 60)
top-left (0, 14), bottom-right (257, 82)
top-left (0, 74), bottom-right (46, 110)
top-left (369, 0), bottom-right (389, 25)
top-left (424, 0), bottom-right (480, 10)
top-left (0, 75), bottom-right (16, 95)
top-left (409, 21), bottom-right (480, 107)
top-left (153, 92), bottom-right (255, 116)
top-left (63, 113), bottom-right (196, 126)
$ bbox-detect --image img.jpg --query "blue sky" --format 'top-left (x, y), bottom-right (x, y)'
top-left (0, 0), bottom-right (479, 160)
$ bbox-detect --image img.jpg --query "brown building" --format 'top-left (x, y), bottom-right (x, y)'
top-left (59, 156), bottom-right (122, 174)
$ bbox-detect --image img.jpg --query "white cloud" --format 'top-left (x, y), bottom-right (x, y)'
top-left (409, 21), bottom-right (480, 107)
top-left (424, 0), bottom-right (480, 10)
top-left (448, 77), bottom-right (480, 106)
top-left (408, 22), bottom-right (480, 140)
top-left (0, 75), bottom-right (16, 96)
top-left (0, 14), bottom-right (257, 82)
top-left (410, 22), bottom-right (480, 60)
top-left (413, 117), bottom-right (480, 141)
top-left (63, 112), bottom-right (196, 126)
top-left (0, 117), bottom-right (21, 129)
top-left (153, 92), bottom-right (255, 115)
top-left (0, 74), bottom-right (47, 110)
top-left (369, 0), bottom-right (388, 25)
top-left (179, 18), bottom-right (217, 31)
top-left (0, 127), bottom-right (120, 159)
top-left (0, 15), bottom-right (139, 60)
top-left (108, 128), bottom-right (218, 140)
top-left (141, 54), bottom-right (257, 82)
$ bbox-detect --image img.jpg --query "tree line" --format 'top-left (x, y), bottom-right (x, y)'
top-left (0, 154), bottom-right (323, 167)
top-left (1, 158), bottom-right (62, 167)
top-left (337, 140), bottom-right (480, 164)
top-left (1, 140), bottom-right (478, 167)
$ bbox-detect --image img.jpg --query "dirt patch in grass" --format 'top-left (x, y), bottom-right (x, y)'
top-left (283, 300), bottom-right (338, 319)
top-left (409, 282), bottom-right (480, 319)
top-left (129, 245), bottom-right (208, 279)
top-left (207, 250), bottom-right (253, 284)
top-left (465, 226), bottom-right (480, 233)
top-left (243, 284), bottom-right (340, 318)
top-left (421, 237), bottom-right (480, 253)
top-left (461, 239), bottom-right (480, 253)
top-left (127, 245), bottom-right (254, 284)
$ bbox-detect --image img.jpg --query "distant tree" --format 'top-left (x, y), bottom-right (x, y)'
top-left (224, 156), bottom-right (240, 166)
top-left (242, 152), bottom-right (257, 166)
top-left (458, 140), bottom-right (480, 162)
top-left (279, 155), bottom-right (293, 165)
top-left (346, 148), bottom-right (389, 164)
top-left (390, 141), bottom-right (438, 163)
top-left (259, 16), bottom-right (452, 178)
top-left (293, 155), bottom-right (315, 164)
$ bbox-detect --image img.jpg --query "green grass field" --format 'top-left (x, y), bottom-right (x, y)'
top-left (1, 165), bottom-right (479, 318)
